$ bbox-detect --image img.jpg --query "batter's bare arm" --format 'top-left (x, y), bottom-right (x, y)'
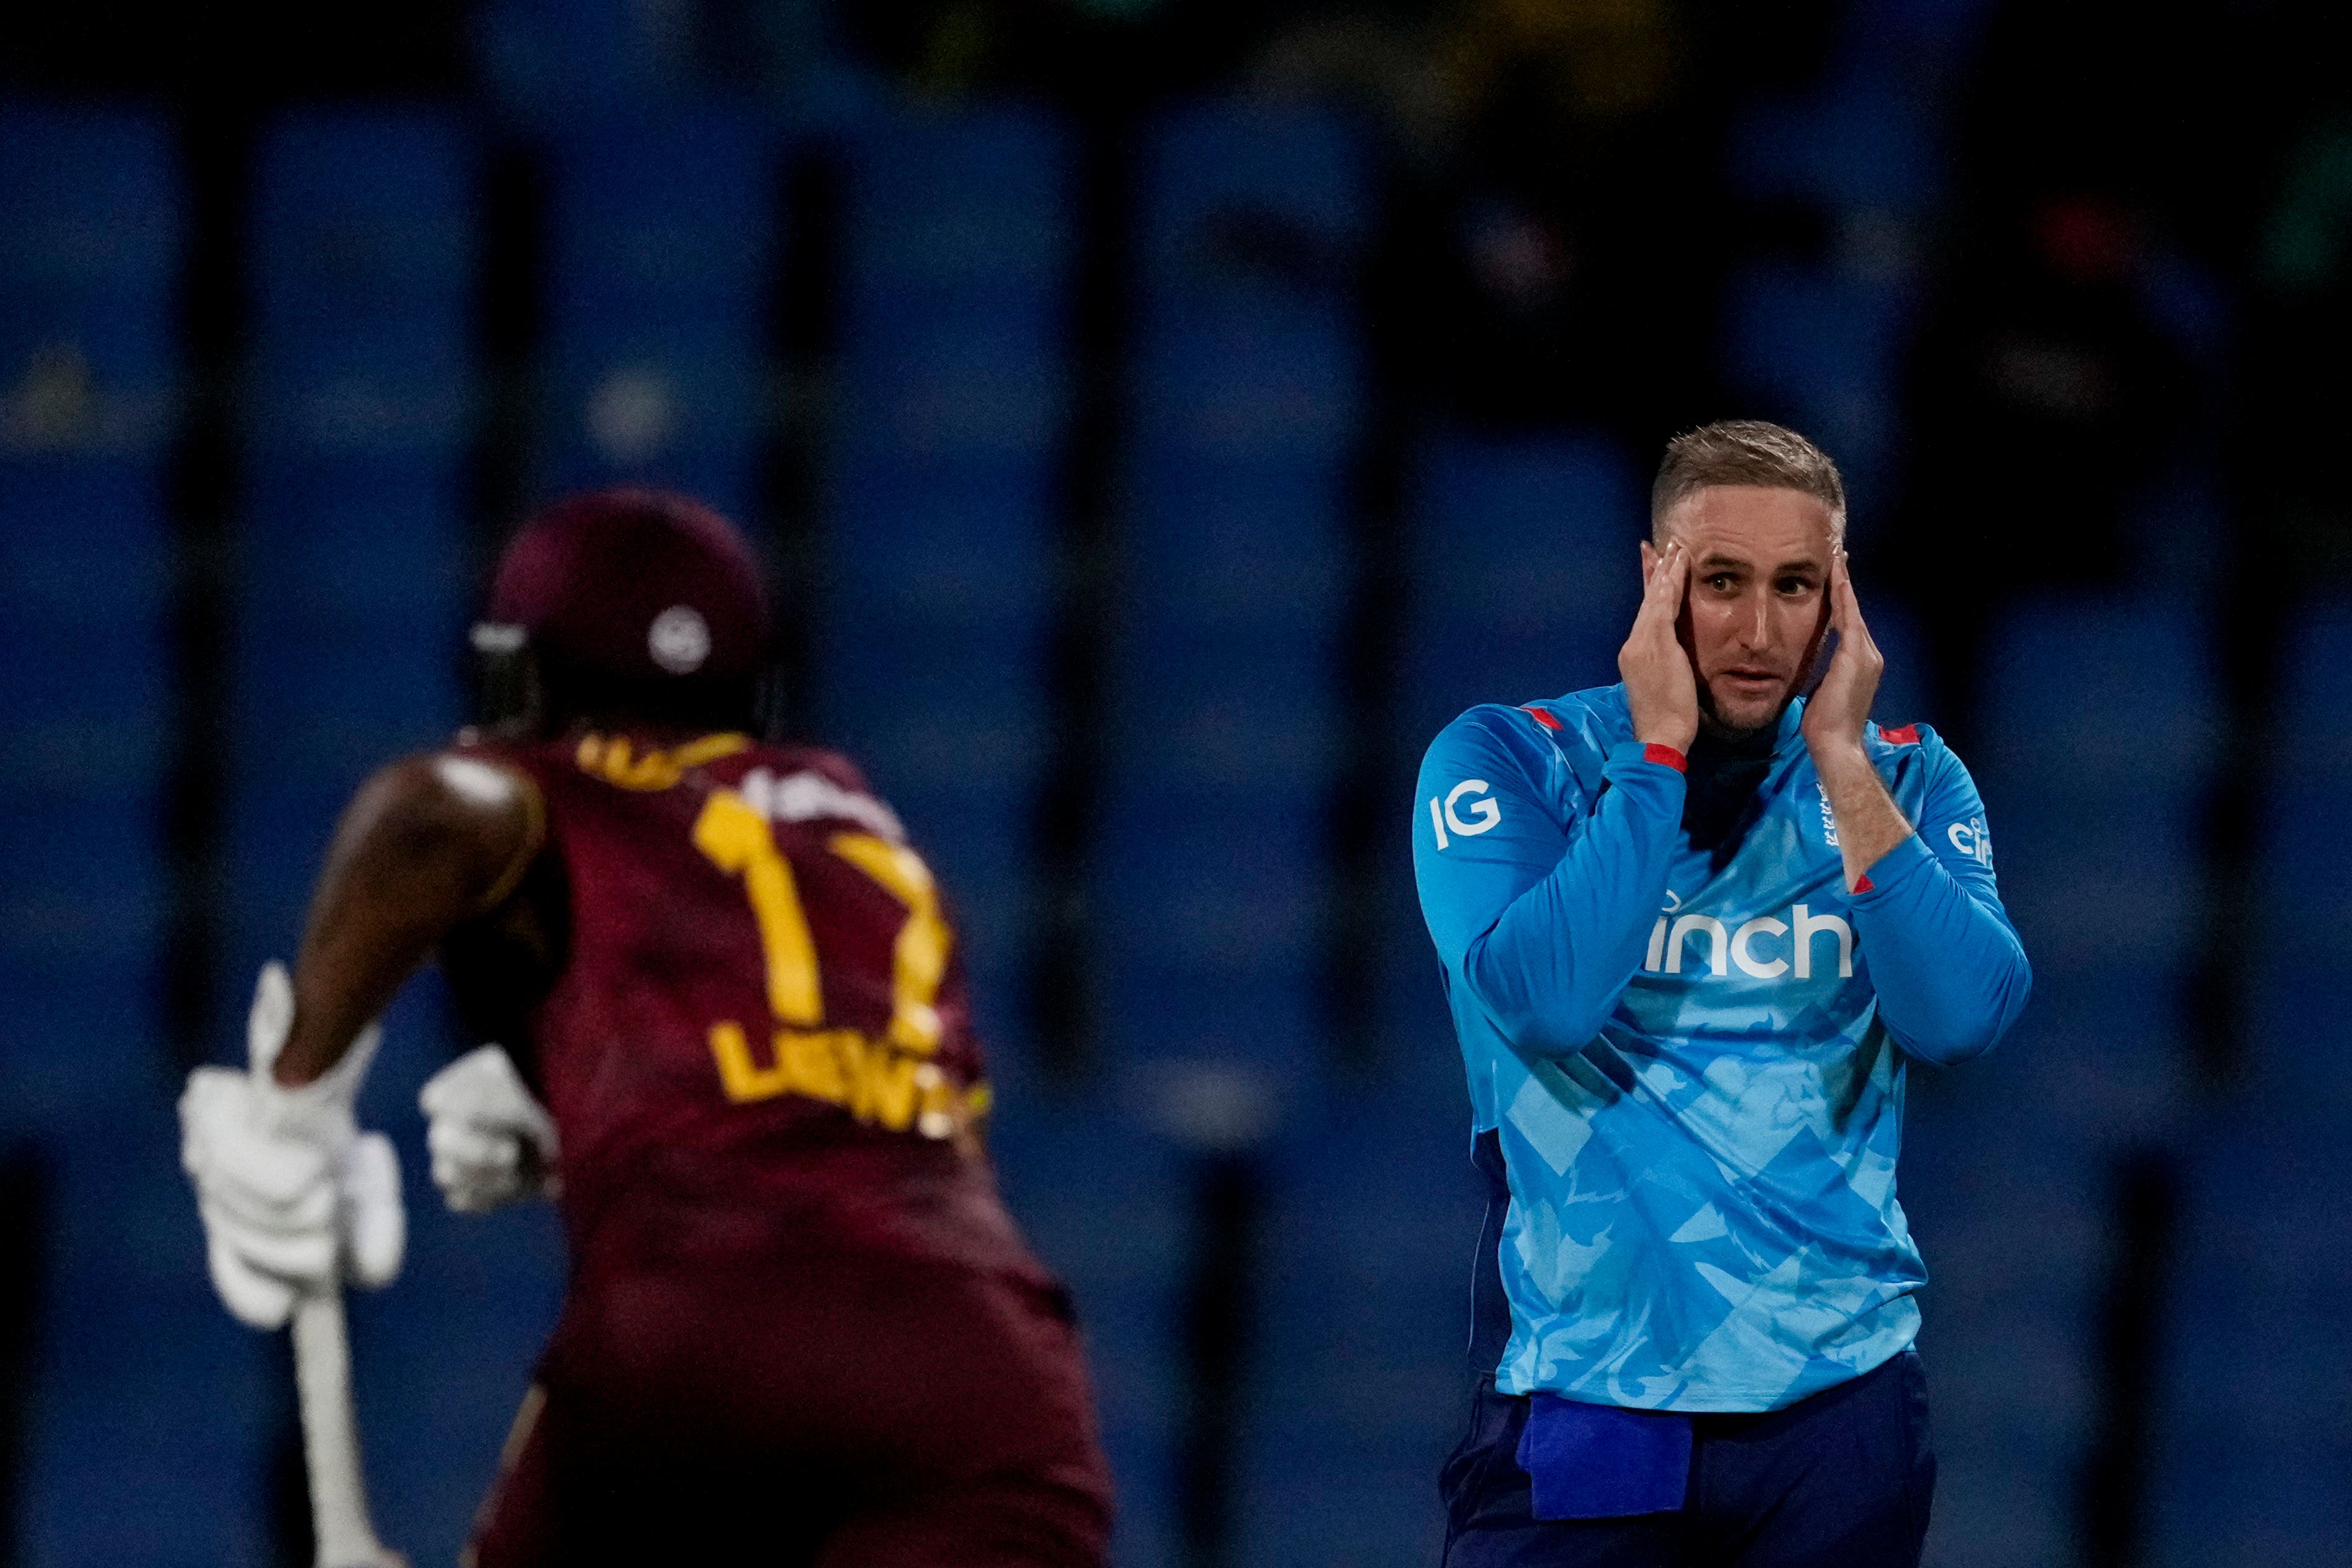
top-left (273, 756), bottom-right (541, 1089)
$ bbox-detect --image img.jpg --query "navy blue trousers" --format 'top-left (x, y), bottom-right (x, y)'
top-left (1440, 1351), bottom-right (1935, 1567)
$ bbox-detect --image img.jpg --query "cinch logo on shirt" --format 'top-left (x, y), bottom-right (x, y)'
top-left (1641, 904), bottom-right (1854, 980)
top-left (1428, 780), bottom-right (1500, 849)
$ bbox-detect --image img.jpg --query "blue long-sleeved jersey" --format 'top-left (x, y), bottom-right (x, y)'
top-left (1414, 686), bottom-right (2030, 1412)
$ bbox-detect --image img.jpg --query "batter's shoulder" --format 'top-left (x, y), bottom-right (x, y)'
top-left (448, 726), bottom-right (558, 777)
top-left (752, 740), bottom-right (876, 797)
top-left (734, 743), bottom-right (910, 843)
top-left (328, 748), bottom-right (546, 920)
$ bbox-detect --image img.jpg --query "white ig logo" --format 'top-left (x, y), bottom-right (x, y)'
top-left (1429, 779), bottom-right (1500, 850)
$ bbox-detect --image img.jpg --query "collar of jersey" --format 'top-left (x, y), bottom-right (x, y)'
top-left (1686, 695), bottom-right (1807, 769)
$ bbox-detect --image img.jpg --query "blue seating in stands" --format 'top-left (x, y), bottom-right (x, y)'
top-left (0, 105), bottom-right (178, 1128)
top-left (18, 1128), bottom-right (276, 1568)
top-left (1368, 846), bottom-right (1459, 1098)
top-left (989, 1081), bottom-right (1190, 1568)
top-left (1131, 103), bottom-right (1367, 422)
top-left (834, 103), bottom-right (1073, 445)
top-left (1073, 111), bottom-right (1372, 1561)
top-left (225, 110), bottom-right (479, 1035)
top-left (473, 0), bottom-right (679, 126)
top-left (2242, 604), bottom-right (2352, 1108)
top-left (0, 102), bottom-right (183, 422)
top-left (549, 111), bottom-right (772, 328)
top-left (1095, 98), bottom-right (1369, 1092)
top-left (0, 103), bottom-right (180, 845)
top-left (1720, 264), bottom-right (1912, 519)
top-left (1240, 821), bottom-right (1459, 1568)
top-left (1403, 429), bottom-right (1640, 746)
top-left (1123, 95), bottom-right (1368, 573)
top-left (1097, 809), bottom-right (1326, 1082)
top-left (1956, 611), bottom-right (2211, 1142)
top-left (1889, 598), bottom-right (2217, 1564)
top-left (827, 460), bottom-right (1058, 634)
top-left (1125, 463), bottom-right (1353, 645)
top-left (1719, 31), bottom-right (1944, 523)
top-left (334, 975), bottom-right (568, 1568)
top-left (246, 109), bottom-right (475, 457)
top-left (1898, 1092), bottom-right (2107, 1568)
top-left (0, 99), bottom-right (213, 1568)
top-left (203, 112), bottom-right (564, 1566)
top-left (1234, 1091), bottom-right (1483, 1568)
top-left (1976, 597), bottom-right (2221, 799)
top-left (1110, 638), bottom-right (1344, 807)
top-left (819, 103), bottom-right (1075, 1069)
top-left (0, 554), bottom-right (171, 819)
top-left (827, 653), bottom-right (1047, 788)
top-left (1727, 49), bottom-right (1943, 216)
top-left (0, 461), bottom-right (176, 612)
top-left (2146, 1110), bottom-right (2352, 1566)
top-left (1974, 598), bottom-right (2216, 983)
top-left (1865, 598), bottom-right (1932, 730)
top-left (2255, 605), bottom-right (2352, 905)
top-left (541, 108), bottom-right (774, 521)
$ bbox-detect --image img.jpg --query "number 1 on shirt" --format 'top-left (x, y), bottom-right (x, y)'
top-left (691, 789), bottom-right (957, 1060)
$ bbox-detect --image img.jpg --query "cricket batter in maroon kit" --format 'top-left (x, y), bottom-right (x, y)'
top-left (176, 489), bottom-right (1113, 1566)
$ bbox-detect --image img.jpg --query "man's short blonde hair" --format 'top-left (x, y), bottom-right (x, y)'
top-left (1650, 420), bottom-right (1847, 542)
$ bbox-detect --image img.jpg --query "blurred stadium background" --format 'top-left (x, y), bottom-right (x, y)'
top-left (2, 1), bottom-right (2348, 1564)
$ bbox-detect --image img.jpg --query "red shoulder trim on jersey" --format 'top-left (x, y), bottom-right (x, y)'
top-left (1879, 723), bottom-right (1921, 746)
top-left (1520, 705), bottom-right (1563, 731)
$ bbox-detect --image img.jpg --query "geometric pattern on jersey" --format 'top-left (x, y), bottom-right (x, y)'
top-left (1415, 685), bottom-right (2020, 1412)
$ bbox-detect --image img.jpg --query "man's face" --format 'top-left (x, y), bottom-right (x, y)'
top-left (1640, 485), bottom-right (1837, 740)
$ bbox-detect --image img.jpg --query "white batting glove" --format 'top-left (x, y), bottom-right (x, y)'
top-left (178, 963), bottom-right (407, 1330)
top-left (419, 1044), bottom-right (559, 1213)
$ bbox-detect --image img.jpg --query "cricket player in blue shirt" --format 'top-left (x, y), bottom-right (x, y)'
top-left (1417, 421), bottom-right (2031, 1566)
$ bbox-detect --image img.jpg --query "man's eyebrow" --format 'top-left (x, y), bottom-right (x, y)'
top-left (1693, 551), bottom-right (1827, 577)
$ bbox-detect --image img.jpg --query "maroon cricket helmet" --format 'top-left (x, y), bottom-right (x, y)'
top-left (481, 488), bottom-right (771, 684)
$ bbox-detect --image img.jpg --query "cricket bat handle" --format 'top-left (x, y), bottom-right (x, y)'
top-left (290, 1290), bottom-right (407, 1568)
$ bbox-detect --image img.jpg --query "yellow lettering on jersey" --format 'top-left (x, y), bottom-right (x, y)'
top-left (692, 791), bottom-right (980, 1136)
top-left (578, 731), bottom-right (751, 791)
top-left (827, 832), bottom-right (952, 1055)
top-left (853, 1045), bottom-right (921, 1133)
top-left (693, 790), bottom-right (823, 1027)
top-left (710, 1021), bottom-right (861, 1108)
top-left (708, 1020), bottom-right (790, 1103)
top-left (779, 1027), bottom-right (850, 1106)
top-left (707, 1021), bottom-right (960, 1136)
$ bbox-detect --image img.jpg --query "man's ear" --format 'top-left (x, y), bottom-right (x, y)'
top-left (1639, 539), bottom-right (1658, 581)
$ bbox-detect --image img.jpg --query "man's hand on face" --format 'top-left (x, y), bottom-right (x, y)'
top-left (1798, 547), bottom-right (1884, 761)
top-left (1621, 541), bottom-right (1700, 754)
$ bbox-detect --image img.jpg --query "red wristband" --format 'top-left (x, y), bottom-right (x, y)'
top-left (1642, 743), bottom-right (1687, 772)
